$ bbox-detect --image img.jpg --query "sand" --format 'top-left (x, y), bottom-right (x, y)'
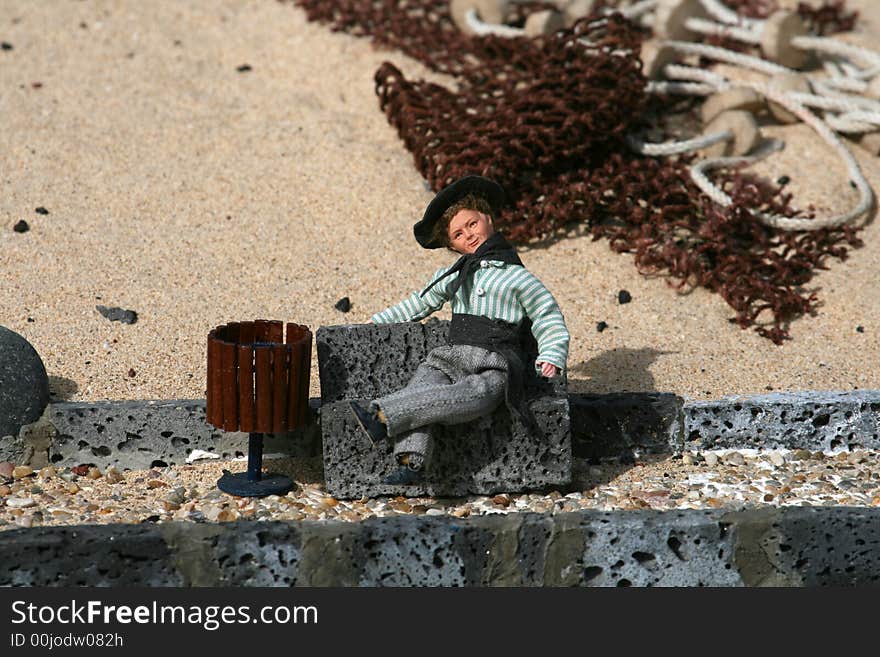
top-left (1, 0), bottom-right (878, 405)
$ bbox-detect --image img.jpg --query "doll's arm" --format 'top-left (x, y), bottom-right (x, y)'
top-left (371, 267), bottom-right (450, 324)
top-left (516, 273), bottom-right (569, 374)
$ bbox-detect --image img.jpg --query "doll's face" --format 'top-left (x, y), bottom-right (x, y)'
top-left (447, 209), bottom-right (495, 254)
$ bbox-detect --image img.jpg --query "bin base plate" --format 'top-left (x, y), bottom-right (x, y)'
top-left (217, 471), bottom-right (294, 497)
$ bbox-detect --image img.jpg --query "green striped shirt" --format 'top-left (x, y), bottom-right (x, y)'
top-left (372, 260), bottom-right (569, 371)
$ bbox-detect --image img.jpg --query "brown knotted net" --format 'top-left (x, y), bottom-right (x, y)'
top-left (287, 0), bottom-right (865, 344)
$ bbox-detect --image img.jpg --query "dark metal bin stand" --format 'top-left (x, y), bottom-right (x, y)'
top-left (206, 320), bottom-right (312, 497)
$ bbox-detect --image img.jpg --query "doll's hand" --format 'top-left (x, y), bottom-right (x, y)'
top-left (537, 361), bottom-right (559, 378)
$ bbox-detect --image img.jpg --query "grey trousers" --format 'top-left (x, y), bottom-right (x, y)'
top-left (372, 344), bottom-right (508, 464)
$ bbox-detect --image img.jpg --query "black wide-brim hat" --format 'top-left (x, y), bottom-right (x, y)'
top-left (413, 175), bottom-right (506, 249)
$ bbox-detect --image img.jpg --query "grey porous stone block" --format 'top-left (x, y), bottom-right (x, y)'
top-left (569, 392), bottom-right (684, 459)
top-left (322, 395), bottom-right (571, 498)
top-left (48, 399), bottom-right (319, 470)
top-left (317, 320), bottom-right (451, 401)
top-left (0, 524), bottom-right (184, 586)
top-left (4, 508), bottom-right (878, 586)
top-left (318, 319), bottom-right (566, 400)
top-left (538, 509), bottom-right (743, 586)
top-left (0, 325), bottom-right (49, 441)
top-left (724, 507), bottom-right (880, 586)
top-left (683, 390), bottom-right (880, 451)
top-left (317, 321), bottom-right (570, 498)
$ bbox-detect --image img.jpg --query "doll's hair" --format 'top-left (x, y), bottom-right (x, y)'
top-left (430, 193), bottom-right (495, 249)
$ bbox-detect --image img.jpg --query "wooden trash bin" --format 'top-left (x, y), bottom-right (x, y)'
top-left (206, 320), bottom-right (312, 496)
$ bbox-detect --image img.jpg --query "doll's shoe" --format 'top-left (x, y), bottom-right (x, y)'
top-left (381, 465), bottom-right (424, 486)
top-left (349, 401), bottom-right (387, 444)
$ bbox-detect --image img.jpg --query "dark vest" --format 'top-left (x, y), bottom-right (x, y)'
top-left (448, 313), bottom-right (539, 432)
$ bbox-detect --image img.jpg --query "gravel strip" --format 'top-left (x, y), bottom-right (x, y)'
top-left (2, 449), bottom-right (879, 530)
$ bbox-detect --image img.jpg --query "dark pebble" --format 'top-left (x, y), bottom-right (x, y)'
top-left (26, 317), bottom-right (34, 323)
top-left (850, 180), bottom-right (857, 189)
top-left (1, 42), bottom-right (12, 51)
top-left (856, 325), bottom-right (864, 333)
top-left (236, 64), bottom-right (252, 73)
top-left (128, 368), bottom-right (136, 378)
top-left (35, 206), bottom-right (49, 215)
top-left (596, 321), bottom-right (608, 332)
top-left (96, 305), bottom-right (138, 324)
top-left (334, 297), bottom-right (351, 313)
top-left (777, 175), bottom-right (790, 185)
top-left (618, 289), bottom-right (632, 304)
top-left (31, 82), bottom-right (42, 89)
top-left (13, 220), bottom-right (29, 233)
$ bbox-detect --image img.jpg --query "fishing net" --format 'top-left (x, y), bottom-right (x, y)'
top-left (288, 0), bottom-right (864, 343)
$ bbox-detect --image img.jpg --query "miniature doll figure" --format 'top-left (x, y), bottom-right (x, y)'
top-left (350, 175), bottom-right (569, 485)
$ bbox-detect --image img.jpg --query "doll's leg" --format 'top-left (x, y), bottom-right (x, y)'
top-left (351, 360), bottom-right (452, 445)
top-left (372, 359), bottom-right (452, 409)
top-left (391, 426), bottom-right (433, 469)
top-left (376, 363), bottom-right (506, 437)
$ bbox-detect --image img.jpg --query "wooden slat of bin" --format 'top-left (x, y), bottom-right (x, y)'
top-left (237, 344), bottom-right (255, 432)
top-left (286, 340), bottom-right (301, 431)
top-left (254, 345), bottom-right (273, 432)
top-left (272, 345), bottom-right (289, 433)
top-left (297, 334), bottom-right (312, 427)
top-left (254, 319), bottom-right (271, 343)
top-left (239, 321), bottom-right (255, 345)
top-left (219, 340), bottom-right (239, 431)
top-left (206, 333), bottom-right (220, 427)
top-left (218, 322), bottom-right (240, 344)
top-left (267, 321), bottom-right (283, 345)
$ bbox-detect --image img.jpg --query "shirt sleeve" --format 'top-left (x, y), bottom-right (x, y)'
top-left (371, 266), bottom-right (452, 324)
top-left (515, 271), bottom-right (570, 372)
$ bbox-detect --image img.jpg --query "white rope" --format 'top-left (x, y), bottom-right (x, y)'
top-left (463, 2), bottom-right (660, 39)
top-left (698, 0), bottom-right (762, 30)
top-left (663, 63), bottom-right (729, 88)
top-left (684, 16), bottom-right (761, 45)
top-left (661, 40), bottom-right (790, 76)
top-left (835, 109), bottom-right (880, 126)
top-left (823, 59), bottom-right (847, 79)
top-left (792, 35), bottom-right (880, 73)
top-left (645, 80), bottom-right (716, 95)
top-left (698, 83), bottom-right (873, 230)
top-left (787, 90), bottom-right (880, 115)
top-left (824, 114), bottom-right (876, 134)
top-left (813, 76), bottom-right (868, 95)
top-left (618, 0), bottom-right (659, 20)
top-left (627, 129), bottom-right (732, 156)
top-left (689, 138), bottom-right (784, 206)
top-left (463, 9), bottom-right (525, 38)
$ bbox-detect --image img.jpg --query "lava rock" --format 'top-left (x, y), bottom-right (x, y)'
top-left (96, 305), bottom-right (138, 325)
top-left (13, 220), bottom-right (29, 233)
top-left (0, 326), bottom-right (50, 438)
top-left (618, 290), bottom-right (632, 304)
top-left (596, 321), bottom-right (608, 332)
top-left (334, 297), bottom-right (351, 313)
top-left (236, 64), bottom-right (252, 72)
top-left (1, 42), bottom-right (12, 51)
top-left (34, 207), bottom-right (49, 215)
